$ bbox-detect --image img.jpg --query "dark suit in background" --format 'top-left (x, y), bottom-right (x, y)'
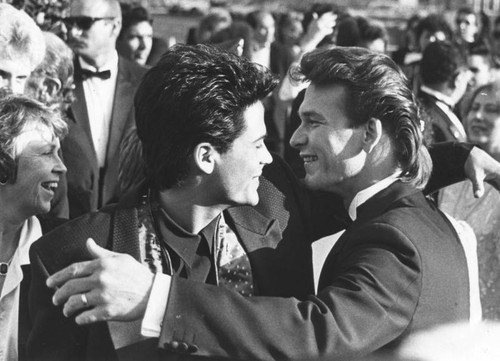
top-left (62, 57), bottom-right (146, 219)
top-left (418, 89), bottom-right (467, 144)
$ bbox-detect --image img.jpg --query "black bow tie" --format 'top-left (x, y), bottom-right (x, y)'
top-left (80, 68), bottom-right (111, 80)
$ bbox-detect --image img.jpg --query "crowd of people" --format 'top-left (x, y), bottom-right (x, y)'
top-left (2, 0), bottom-right (500, 360)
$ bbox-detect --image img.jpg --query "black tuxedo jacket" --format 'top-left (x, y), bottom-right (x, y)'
top-left (62, 56), bottom-right (147, 219)
top-left (156, 182), bottom-right (470, 361)
top-left (27, 156), bottom-right (315, 360)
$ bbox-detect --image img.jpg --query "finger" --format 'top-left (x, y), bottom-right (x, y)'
top-left (74, 305), bottom-right (110, 325)
top-left (86, 238), bottom-right (117, 259)
top-left (472, 175), bottom-right (485, 198)
top-left (52, 276), bottom-right (94, 306)
top-left (62, 292), bottom-right (93, 318)
top-left (47, 259), bottom-right (96, 289)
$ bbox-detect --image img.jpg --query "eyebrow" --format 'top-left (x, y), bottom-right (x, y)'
top-left (251, 132), bottom-right (268, 143)
top-left (299, 110), bottom-right (325, 119)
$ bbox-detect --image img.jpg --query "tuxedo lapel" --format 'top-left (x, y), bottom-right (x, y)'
top-left (107, 58), bottom-right (134, 168)
top-left (225, 206), bottom-right (282, 253)
top-left (71, 59), bottom-right (98, 164)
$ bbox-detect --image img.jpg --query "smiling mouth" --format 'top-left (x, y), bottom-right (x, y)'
top-left (41, 181), bottom-right (58, 192)
top-left (302, 155), bottom-right (318, 163)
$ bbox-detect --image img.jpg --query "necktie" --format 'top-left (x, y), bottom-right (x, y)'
top-left (80, 68), bottom-right (111, 80)
top-left (216, 214), bottom-right (254, 296)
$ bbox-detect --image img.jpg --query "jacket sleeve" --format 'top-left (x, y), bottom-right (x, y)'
top-left (157, 224), bottom-right (422, 361)
top-left (426, 142), bottom-right (473, 194)
top-left (27, 240), bottom-right (89, 360)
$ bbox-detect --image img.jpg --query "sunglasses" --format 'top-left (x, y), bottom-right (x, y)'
top-left (63, 16), bottom-right (115, 31)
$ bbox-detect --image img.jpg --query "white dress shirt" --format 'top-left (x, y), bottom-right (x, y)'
top-left (0, 216), bottom-right (42, 361)
top-left (79, 52), bottom-right (119, 168)
top-left (348, 174), bottom-right (400, 221)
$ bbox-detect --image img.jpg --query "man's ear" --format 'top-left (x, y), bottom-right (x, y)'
top-left (111, 18), bottom-right (122, 38)
top-left (362, 117), bottom-right (383, 153)
top-left (193, 143), bottom-right (216, 174)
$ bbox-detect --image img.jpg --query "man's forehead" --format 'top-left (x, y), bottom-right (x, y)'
top-left (70, 0), bottom-right (113, 16)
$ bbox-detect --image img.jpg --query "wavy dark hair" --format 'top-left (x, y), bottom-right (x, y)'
top-left (134, 44), bottom-right (277, 191)
top-left (291, 46), bottom-right (432, 189)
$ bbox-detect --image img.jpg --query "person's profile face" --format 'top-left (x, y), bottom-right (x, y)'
top-left (466, 88), bottom-right (500, 156)
top-left (456, 13), bottom-right (479, 43)
top-left (5, 123), bottom-right (66, 218)
top-left (211, 101), bottom-right (272, 207)
top-left (0, 58), bottom-right (32, 95)
top-left (291, 83), bottom-right (366, 196)
top-left (117, 21), bottom-right (153, 66)
top-left (467, 55), bottom-right (491, 89)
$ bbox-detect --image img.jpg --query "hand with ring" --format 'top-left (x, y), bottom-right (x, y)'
top-left (46, 238), bottom-right (155, 325)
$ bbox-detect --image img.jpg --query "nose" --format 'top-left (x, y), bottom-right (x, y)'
top-left (261, 143), bottom-right (273, 165)
top-left (54, 152), bottom-right (67, 174)
top-left (290, 124), bottom-right (306, 149)
top-left (138, 37), bottom-right (146, 50)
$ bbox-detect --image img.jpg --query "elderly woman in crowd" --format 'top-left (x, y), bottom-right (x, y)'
top-left (0, 95), bottom-right (67, 360)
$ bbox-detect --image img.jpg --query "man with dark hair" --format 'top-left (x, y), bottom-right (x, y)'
top-left (32, 46), bottom-right (498, 361)
top-left (418, 41), bottom-right (471, 143)
top-left (116, 3), bottom-right (155, 66)
top-left (28, 43), bottom-right (316, 360)
top-left (415, 14), bottom-right (453, 53)
top-left (404, 13), bottom-right (453, 93)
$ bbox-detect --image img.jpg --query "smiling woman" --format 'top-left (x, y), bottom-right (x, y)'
top-left (0, 95), bottom-right (67, 360)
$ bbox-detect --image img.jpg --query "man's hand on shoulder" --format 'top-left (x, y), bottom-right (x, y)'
top-left (47, 238), bottom-right (155, 325)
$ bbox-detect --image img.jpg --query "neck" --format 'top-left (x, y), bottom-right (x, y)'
top-left (158, 187), bottom-right (227, 234)
top-left (342, 144), bottom-right (400, 210)
top-left (80, 49), bottom-right (116, 69)
top-left (0, 217), bottom-right (24, 263)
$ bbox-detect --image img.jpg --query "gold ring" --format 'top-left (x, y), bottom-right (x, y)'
top-left (81, 293), bottom-right (88, 307)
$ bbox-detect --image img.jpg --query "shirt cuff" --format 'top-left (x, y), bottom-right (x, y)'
top-left (141, 273), bottom-right (171, 337)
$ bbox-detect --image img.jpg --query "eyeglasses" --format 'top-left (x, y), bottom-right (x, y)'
top-left (63, 16), bottom-right (115, 31)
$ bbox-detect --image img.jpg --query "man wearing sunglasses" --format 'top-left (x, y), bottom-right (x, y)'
top-left (61, 0), bottom-right (147, 219)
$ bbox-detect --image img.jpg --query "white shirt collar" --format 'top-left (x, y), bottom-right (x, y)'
top-left (78, 50), bottom-right (119, 73)
top-left (420, 85), bottom-right (455, 108)
top-left (1, 216), bottom-right (42, 298)
top-left (348, 174), bottom-right (400, 221)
